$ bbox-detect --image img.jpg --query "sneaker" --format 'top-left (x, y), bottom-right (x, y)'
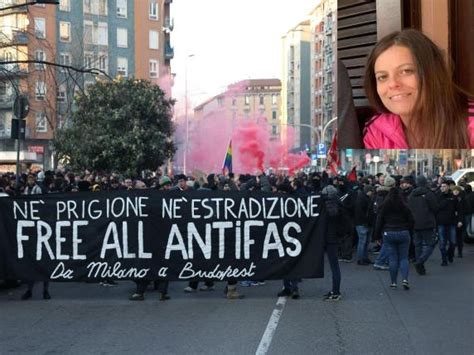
top-left (257, 281), bottom-right (266, 286)
top-left (277, 288), bottom-right (292, 297)
top-left (402, 280), bottom-right (410, 290)
top-left (129, 293), bottom-right (145, 301)
top-left (199, 285), bottom-right (215, 291)
top-left (159, 293), bottom-right (170, 301)
top-left (43, 291), bottom-right (51, 300)
top-left (101, 280), bottom-right (117, 287)
top-left (250, 281), bottom-right (261, 286)
top-left (341, 258), bottom-right (353, 263)
top-left (448, 255), bottom-right (454, 263)
top-left (240, 281), bottom-right (252, 287)
top-left (373, 264), bottom-right (389, 270)
top-left (357, 260), bottom-right (371, 266)
top-left (323, 292), bottom-right (341, 301)
top-left (21, 290), bottom-right (32, 300)
top-left (390, 283), bottom-right (397, 289)
top-left (414, 263), bottom-right (424, 275)
top-left (183, 286), bottom-right (197, 293)
top-left (291, 290), bottom-right (300, 299)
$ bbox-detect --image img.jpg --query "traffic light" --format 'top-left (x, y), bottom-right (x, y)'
top-left (11, 119), bottom-right (26, 140)
top-left (13, 95), bottom-right (29, 119)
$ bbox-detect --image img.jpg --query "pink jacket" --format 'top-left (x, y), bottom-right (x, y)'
top-left (364, 107), bottom-right (474, 149)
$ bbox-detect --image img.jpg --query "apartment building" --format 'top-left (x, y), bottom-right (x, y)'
top-left (0, 0), bottom-right (174, 171)
top-left (194, 79), bottom-right (282, 140)
top-left (281, 20), bottom-right (311, 151)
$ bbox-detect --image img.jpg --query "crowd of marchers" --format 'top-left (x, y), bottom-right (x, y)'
top-left (0, 168), bottom-right (472, 302)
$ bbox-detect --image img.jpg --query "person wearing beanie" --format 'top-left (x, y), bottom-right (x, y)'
top-left (383, 175), bottom-right (396, 188)
top-left (451, 185), bottom-right (467, 258)
top-left (158, 176), bottom-right (172, 190)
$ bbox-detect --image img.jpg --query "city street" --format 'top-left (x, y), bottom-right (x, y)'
top-left (1, 245), bottom-right (473, 355)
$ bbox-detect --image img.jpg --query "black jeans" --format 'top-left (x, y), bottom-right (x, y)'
top-left (326, 243), bottom-right (341, 294)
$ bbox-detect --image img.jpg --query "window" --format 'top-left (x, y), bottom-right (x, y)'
top-left (98, 22), bottom-right (108, 45)
top-left (244, 95), bottom-right (250, 105)
top-left (57, 84), bottom-right (67, 102)
top-left (217, 97), bottom-right (224, 107)
top-left (35, 50), bottom-right (46, 70)
top-left (117, 28), bottom-right (128, 48)
top-left (149, 0), bottom-right (158, 20)
top-left (35, 112), bottom-right (47, 133)
top-left (272, 125), bottom-right (277, 135)
top-left (83, 0), bottom-right (92, 13)
top-left (149, 30), bottom-right (158, 49)
top-left (35, 81), bottom-right (46, 100)
top-left (98, 53), bottom-right (108, 74)
top-left (259, 95), bottom-right (264, 105)
top-left (272, 94), bottom-right (277, 105)
top-left (0, 82), bottom-right (11, 100)
top-left (98, 0), bottom-right (107, 15)
top-left (34, 18), bottom-right (46, 38)
top-left (232, 97), bottom-right (236, 106)
top-left (272, 111), bottom-right (277, 120)
top-left (117, 0), bottom-right (127, 18)
top-left (60, 21), bottom-right (71, 42)
top-left (84, 20), bottom-right (93, 44)
top-left (149, 60), bottom-right (158, 78)
top-left (84, 52), bottom-right (93, 69)
top-left (84, 21), bottom-right (108, 45)
top-left (59, 0), bottom-right (70, 11)
top-left (59, 52), bottom-right (71, 71)
top-left (117, 57), bottom-right (128, 77)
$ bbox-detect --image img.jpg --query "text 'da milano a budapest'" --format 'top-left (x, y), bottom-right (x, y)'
top-left (0, 190), bottom-right (325, 281)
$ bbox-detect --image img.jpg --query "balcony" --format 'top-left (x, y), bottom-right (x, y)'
top-left (164, 17), bottom-right (174, 31)
top-left (11, 30), bottom-right (28, 45)
top-left (0, 63), bottom-right (28, 78)
top-left (165, 43), bottom-right (174, 59)
top-left (0, 0), bottom-right (28, 15)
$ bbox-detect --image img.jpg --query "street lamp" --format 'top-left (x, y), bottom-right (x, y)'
top-left (183, 53), bottom-right (195, 175)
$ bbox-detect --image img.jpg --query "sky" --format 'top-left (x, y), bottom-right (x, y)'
top-left (171, 0), bottom-right (319, 115)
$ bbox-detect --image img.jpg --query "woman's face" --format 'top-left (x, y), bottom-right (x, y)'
top-left (374, 45), bottom-right (419, 122)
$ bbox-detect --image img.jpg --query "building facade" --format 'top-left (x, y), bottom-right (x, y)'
top-left (193, 79), bottom-right (282, 140)
top-left (281, 20), bottom-right (311, 151)
top-left (0, 0), bottom-right (174, 172)
top-left (309, 0), bottom-right (336, 150)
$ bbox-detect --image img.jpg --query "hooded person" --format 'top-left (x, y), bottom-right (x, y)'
top-left (406, 175), bottom-right (439, 274)
top-left (320, 184), bottom-right (346, 301)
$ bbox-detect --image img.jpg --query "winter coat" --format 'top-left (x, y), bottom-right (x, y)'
top-left (353, 190), bottom-right (372, 226)
top-left (407, 187), bottom-right (438, 230)
top-left (363, 112), bottom-right (474, 149)
top-left (436, 191), bottom-right (461, 225)
top-left (373, 199), bottom-right (414, 241)
top-left (322, 195), bottom-right (350, 244)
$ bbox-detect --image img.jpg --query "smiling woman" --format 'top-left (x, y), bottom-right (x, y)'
top-left (362, 29), bottom-right (474, 149)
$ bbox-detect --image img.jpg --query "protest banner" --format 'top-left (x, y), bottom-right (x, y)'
top-left (0, 190), bottom-right (325, 281)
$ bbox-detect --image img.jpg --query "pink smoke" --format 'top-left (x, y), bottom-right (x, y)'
top-left (173, 80), bottom-right (311, 175)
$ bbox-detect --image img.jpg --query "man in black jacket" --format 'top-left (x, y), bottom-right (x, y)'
top-left (407, 176), bottom-right (439, 274)
top-left (436, 181), bottom-right (461, 266)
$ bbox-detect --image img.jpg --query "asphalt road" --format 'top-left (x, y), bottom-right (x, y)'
top-left (1, 245), bottom-right (473, 355)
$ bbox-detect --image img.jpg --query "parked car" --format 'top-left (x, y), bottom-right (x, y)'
top-left (447, 168), bottom-right (474, 189)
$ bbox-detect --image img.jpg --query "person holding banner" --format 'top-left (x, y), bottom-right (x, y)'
top-left (321, 184), bottom-right (346, 301)
top-left (21, 173), bottom-right (51, 300)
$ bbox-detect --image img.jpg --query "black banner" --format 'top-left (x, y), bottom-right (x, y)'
top-left (0, 190), bottom-right (324, 281)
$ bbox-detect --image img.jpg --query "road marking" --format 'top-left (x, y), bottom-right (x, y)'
top-left (255, 296), bottom-right (287, 355)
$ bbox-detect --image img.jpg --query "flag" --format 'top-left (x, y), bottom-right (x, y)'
top-left (347, 166), bottom-right (357, 182)
top-left (222, 140), bottom-right (232, 175)
top-left (327, 130), bottom-right (340, 175)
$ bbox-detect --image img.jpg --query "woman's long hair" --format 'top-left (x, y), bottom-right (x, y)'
top-left (364, 29), bottom-right (471, 148)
